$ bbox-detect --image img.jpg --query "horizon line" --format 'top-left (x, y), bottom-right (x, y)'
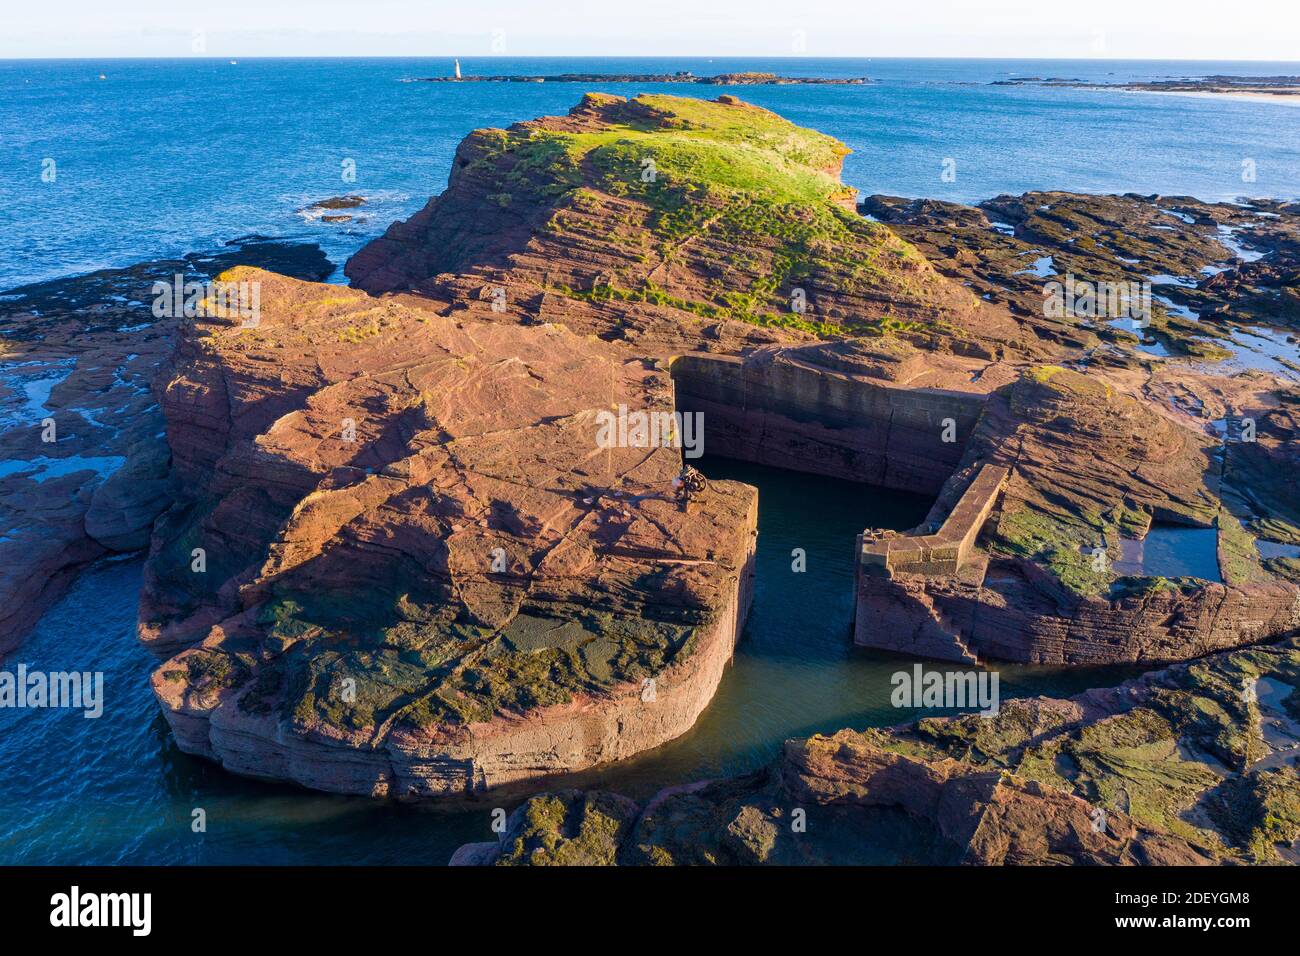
top-left (3, 54), bottom-right (1300, 63)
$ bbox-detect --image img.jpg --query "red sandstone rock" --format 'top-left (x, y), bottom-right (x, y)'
top-left (0, 307), bottom-right (172, 656)
top-left (345, 92), bottom-right (1035, 362)
top-left (0, 240), bottom-right (331, 657)
top-left (853, 367), bottom-right (1300, 664)
top-left (142, 270), bottom-right (757, 796)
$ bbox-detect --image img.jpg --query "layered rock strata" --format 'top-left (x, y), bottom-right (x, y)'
top-left (142, 271), bottom-right (757, 797)
top-left (670, 341), bottom-right (989, 494)
top-left (345, 92), bottom-right (1029, 360)
top-left (854, 367), bottom-right (1300, 664)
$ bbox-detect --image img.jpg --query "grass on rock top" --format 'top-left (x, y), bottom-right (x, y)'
top-left (464, 92), bottom-right (951, 337)
top-left (484, 93), bottom-right (852, 204)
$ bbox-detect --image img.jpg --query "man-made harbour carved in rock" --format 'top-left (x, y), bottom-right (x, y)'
top-left (454, 636), bottom-right (1300, 866)
top-left (9, 93), bottom-right (1297, 823)
top-left (129, 93), bottom-right (1300, 798)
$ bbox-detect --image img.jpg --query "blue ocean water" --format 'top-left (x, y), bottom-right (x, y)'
top-left (0, 57), bottom-right (1285, 864)
top-left (3, 56), bottom-right (1299, 289)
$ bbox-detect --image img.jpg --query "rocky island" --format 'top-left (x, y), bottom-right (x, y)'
top-left (5, 92), bottom-right (1298, 860)
top-left (993, 74), bottom-right (1300, 102)
top-left (412, 70), bottom-right (869, 85)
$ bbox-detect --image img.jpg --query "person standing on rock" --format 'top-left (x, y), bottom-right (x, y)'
top-left (673, 465), bottom-right (707, 514)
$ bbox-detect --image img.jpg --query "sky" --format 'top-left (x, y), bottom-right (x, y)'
top-left (3, 0), bottom-right (1299, 60)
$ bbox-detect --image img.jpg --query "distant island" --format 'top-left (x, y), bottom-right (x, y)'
top-left (994, 74), bottom-right (1300, 103)
top-left (410, 70), bottom-right (869, 85)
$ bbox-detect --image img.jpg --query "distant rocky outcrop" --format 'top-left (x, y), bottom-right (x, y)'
top-left (413, 71), bottom-right (869, 86)
top-left (992, 74), bottom-right (1300, 99)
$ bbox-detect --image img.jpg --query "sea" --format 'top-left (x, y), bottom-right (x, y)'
top-left (0, 56), bottom-right (1293, 864)
top-left (4, 56), bottom-right (1300, 289)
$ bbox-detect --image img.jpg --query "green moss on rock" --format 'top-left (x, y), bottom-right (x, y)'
top-left (496, 791), bottom-right (640, 866)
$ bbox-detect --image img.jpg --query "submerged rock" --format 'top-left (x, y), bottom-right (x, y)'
top-left (298, 195), bottom-right (369, 224)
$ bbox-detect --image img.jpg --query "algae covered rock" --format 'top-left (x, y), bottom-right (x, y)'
top-left (495, 791), bottom-right (641, 866)
top-left (452, 638), bottom-right (1300, 866)
top-left (986, 365), bottom-right (1220, 597)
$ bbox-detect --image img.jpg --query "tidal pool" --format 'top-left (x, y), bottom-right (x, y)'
top-left (1115, 525), bottom-right (1223, 582)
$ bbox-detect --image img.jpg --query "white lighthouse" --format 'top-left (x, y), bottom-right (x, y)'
top-left (454, 59), bottom-right (461, 80)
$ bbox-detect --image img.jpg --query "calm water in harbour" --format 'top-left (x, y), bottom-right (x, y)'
top-left (0, 459), bottom-right (1139, 864)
